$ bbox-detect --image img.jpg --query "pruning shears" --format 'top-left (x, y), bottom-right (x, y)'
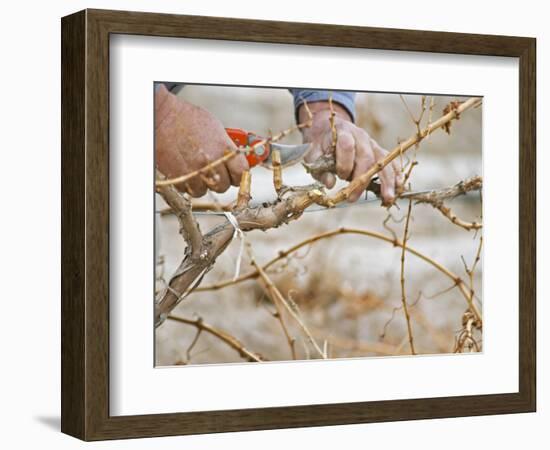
top-left (225, 128), bottom-right (311, 168)
top-left (217, 127), bottom-right (438, 215)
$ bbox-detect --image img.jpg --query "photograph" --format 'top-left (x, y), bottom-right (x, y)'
top-left (154, 83), bottom-right (483, 366)
top-left (54, 6), bottom-right (537, 442)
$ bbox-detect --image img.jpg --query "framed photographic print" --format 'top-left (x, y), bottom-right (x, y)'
top-left (61, 9), bottom-right (536, 441)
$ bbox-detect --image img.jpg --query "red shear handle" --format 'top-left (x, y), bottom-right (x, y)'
top-left (225, 127), bottom-right (269, 167)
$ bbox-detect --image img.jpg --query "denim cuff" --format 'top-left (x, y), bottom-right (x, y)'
top-left (156, 82), bottom-right (184, 94)
top-left (156, 84), bottom-right (357, 123)
top-left (289, 89), bottom-right (356, 122)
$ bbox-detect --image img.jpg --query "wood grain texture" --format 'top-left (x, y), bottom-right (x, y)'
top-left (518, 37), bottom-right (536, 410)
top-left (61, 10), bottom-right (86, 438)
top-left (61, 8), bottom-right (536, 441)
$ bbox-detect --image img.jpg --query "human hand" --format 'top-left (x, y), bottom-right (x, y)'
top-left (155, 84), bottom-right (249, 196)
top-left (299, 101), bottom-right (403, 204)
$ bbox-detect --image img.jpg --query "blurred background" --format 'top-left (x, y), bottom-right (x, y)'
top-left (155, 85), bottom-right (482, 366)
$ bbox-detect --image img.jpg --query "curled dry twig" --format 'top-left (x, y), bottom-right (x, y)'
top-left (167, 315), bottom-right (265, 362)
top-left (251, 254), bottom-right (326, 359)
top-left (408, 176), bottom-right (483, 231)
top-left (197, 226), bottom-right (480, 323)
top-left (253, 255), bottom-right (298, 360)
top-left (454, 229), bottom-right (483, 351)
top-left (454, 311), bottom-right (481, 353)
top-left (400, 200), bottom-right (416, 355)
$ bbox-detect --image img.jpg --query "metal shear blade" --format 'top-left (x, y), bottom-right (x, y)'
top-left (262, 142), bottom-right (312, 168)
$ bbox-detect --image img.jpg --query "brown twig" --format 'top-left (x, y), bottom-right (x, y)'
top-left (167, 315), bottom-right (265, 362)
top-left (155, 180), bottom-right (330, 326)
top-left (399, 95), bottom-right (417, 125)
top-left (250, 255), bottom-right (326, 359)
top-left (196, 227), bottom-right (454, 292)
top-left (271, 150), bottom-right (283, 193)
top-left (408, 176), bottom-right (483, 203)
top-left (426, 97), bottom-right (436, 138)
top-left (155, 170), bottom-right (211, 325)
top-left (185, 327), bottom-right (202, 361)
top-left (454, 311), bottom-right (480, 353)
top-left (430, 204), bottom-right (482, 231)
top-left (408, 176), bottom-right (483, 231)
top-left (192, 174), bottom-right (482, 289)
top-left (304, 97), bottom-right (482, 193)
top-left (257, 279), bottom-right (297, 360)
top-left (380, 291), bottom-right (421, 338)
top-left (397, 97), bottom-right (428, 186)
top-left (193, 226), bottom-right (480, 324)
top-left (159, 175), bottom-right (481, 219)
top-left (400, 94), bottom-right (427, 139)
top-left (461, 234), bottom-right (483, 327)
top-left (156, 170), bottom-right (203, 253)
top-left (159, 201), bottom-right (234, 215)
top-left (155, 172), bottom-right (214, 326)
top-left (402, 159), bottom-right (418, 187)
top-left (382, 210), bottom-right (405, 241)
top-left (236, 170), bottom-right (252, 210)
top-left (332, 98), bottom-right (481, 203)
top-left (249, 244), bottom-right (297, 359)
top-left (400, 200), bottom-right (416, 355)
top-left (156, 150), bottom-right (239, 187)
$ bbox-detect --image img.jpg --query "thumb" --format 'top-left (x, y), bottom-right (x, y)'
top-left (304, 142), bottom-right (336, 188)
top-left (304, 141), bottom-right (322, 164)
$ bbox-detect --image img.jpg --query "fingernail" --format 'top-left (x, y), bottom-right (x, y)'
top-left (383, 187), bottom-right (395, 206)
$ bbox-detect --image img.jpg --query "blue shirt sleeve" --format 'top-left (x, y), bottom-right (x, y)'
top-left (290, 89), bottom-right (356, 122)
top-left (156, 84), bottom-right (356, 123)
top-left (156, 82), bottom-right (184, 94)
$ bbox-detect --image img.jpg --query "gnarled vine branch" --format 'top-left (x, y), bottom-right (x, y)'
top-left (167, 315), bottom-right (265, 362)
top-left (155, 98), bottom-right (483, 328)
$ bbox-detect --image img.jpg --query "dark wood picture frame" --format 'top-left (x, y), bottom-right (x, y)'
top-left (61, 9), bottom-right (536, 441)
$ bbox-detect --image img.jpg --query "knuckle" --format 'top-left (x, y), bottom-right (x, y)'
top-left (180, 181), bottom-right (200, 197)
top-left (356, 127), bottom-right (370, 141)
top-left (195, 186), bottom-right (207, 197)
top-left (337, 132), bottom-right (355, 151)
top-left (336, 162), bottom-right (352, 179)
top-left (230, 164), bottom-right (244, 180)
top-left (188, 179), bottom-right (207, 197)
top-left (211, 179), bottom-right (229, 193)
top-left (363, 152), bottom-right (375, 169)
